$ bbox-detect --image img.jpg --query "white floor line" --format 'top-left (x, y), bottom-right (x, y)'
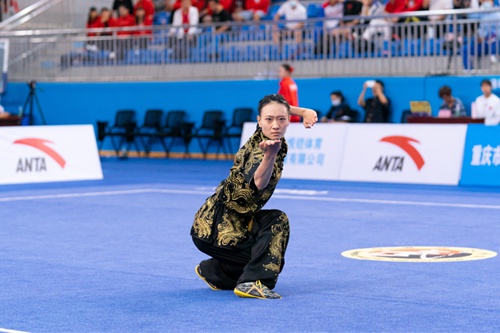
top-left (1, 188), bottom-right (499, 210)
top-left (0, 328), bottom-right (30, 333)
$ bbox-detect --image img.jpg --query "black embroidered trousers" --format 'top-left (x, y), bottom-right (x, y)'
top-left (192, 209), bottom-right (290, 290)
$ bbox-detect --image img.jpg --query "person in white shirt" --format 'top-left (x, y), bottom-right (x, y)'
top-left (170, 0), bottom-right (199, 39)
top-left (273, 0), bottom-right (307, 44)
top-left (473, 79), bottom-right (500, 126)
top-left (323, 0), bottom-right (344, 31)
top-left (361, 0), bottom-right (393, 42)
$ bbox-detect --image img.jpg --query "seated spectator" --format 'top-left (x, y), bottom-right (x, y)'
top-left (357, 80), bottom-right (390, 123)
top-left (203, 0), bottom-right (231, 33)
top-left (473, 79), bottom-right (500, 126)
top-left (98, 7), bottom-right (113, 36)
top-left (321, 91), bottom-right (358, 123)
top-left (110, 5), bottom-right (136, 60)
top-left (462, 0), bottom-right (500, 69)
top-left (332, 0), bottom-right (363, 40)
top-left (358, 0), bottom-right (389, 43)
top-left (86, 7), bottom-right (100, 37)
top-left (232, 0), bottom-right (270, 22)
top-left (171, 0), bottom-right (199, 37)
top-left (437, 85), bottom-right (466, 117)
top-left (323, 0), bottom-right (344, 31)
top-left (273, 0), bottom-right (307, 44)
top-left (134, 0), bottom-right (155, 20)
top-left (173, 0), bottom-right (205, 12)
top-left (111, 5), bottom-right (136, 36)
top-left (170, 0), bottom-right (199, 58)
top-left (113, 0), bottom-right (134, 17)
top-left (423, 0), bottom-right (453, 22)
top-left (135, 6), bottom-right (153, 48)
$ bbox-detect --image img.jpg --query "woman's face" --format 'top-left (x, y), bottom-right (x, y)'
top-left (278, 66), bottom-right (288, 79)
top-left (90, 10), bottom-right (98, 19)
top-left (136, 8), bottom-right (145, 18)
top-left (101, 10), bottom-right (110, 20)
top-left (257, 102), bottom-right (290, 140)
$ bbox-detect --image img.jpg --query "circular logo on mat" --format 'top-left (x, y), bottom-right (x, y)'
top-left (342, 246), bottom-right (497, 262)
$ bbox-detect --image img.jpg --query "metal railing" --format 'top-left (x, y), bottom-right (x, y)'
top-left (2, 7), bottom-right (500, 81)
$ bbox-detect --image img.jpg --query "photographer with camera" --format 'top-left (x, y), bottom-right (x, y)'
top-left (357, 79), bottom-right (391, 123)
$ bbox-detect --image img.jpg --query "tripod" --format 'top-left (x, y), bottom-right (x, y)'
top-left (23, 82), bottom-right (46, 125)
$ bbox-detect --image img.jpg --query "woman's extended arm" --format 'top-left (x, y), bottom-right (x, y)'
top-left (289, 106), bottom-right (318, 128)
top-left (253, 140), bottom-right (281, 190)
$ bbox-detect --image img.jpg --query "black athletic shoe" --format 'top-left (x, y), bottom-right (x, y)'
top-left (234, 281), bottom-right (282, 299)
top-left (195, 265), bottom-right (220, 291)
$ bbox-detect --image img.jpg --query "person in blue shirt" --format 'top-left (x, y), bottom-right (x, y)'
top-left (438, 85), bottom-right (467, 116)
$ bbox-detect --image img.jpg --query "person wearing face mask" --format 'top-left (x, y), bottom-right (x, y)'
top-left (273, 0), bottom-right (307, 44)
top-left (321, 91), bottom-right (358, 123)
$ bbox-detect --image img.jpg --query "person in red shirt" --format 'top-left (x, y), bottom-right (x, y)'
top-left (111, 5), bottom-right (136, 36)
top-left (233, 0), bottom-right (270, 21)
top-left (110, 5), bottom-right (136, 60)
top-left (134, 0), bottom-right (155, 21)
top-left (278, 63), bottom-right (301, 122)
top-left (134, 6), bottom-right (153, 48)
top-left (86, 7), bottom-right (101, 37)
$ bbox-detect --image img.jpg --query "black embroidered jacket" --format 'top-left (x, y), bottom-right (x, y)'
top-left (191, 127), bottom-right (288, 249)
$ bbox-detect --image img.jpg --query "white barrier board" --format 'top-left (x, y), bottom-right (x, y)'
top-left (0, 125), bottom-right (103, 184)
top-left (339, 124), bottom-right (467, 185)
top-left (240, 123), bottom-right (347, 180)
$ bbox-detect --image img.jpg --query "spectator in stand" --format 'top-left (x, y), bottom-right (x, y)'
top-left (113, 0), bottom-right (134, 17)
top-left (112, 5), bottom-right (136, 35)
top-left (232, 0), bottom-right (270, 22)
top-left (110, 5), bottom-right (136, 59)
top-left (321, 91), bottom-right (358, 123)
top-left (423, 0), bottom-right (453, 23)
top-left (87, 7), bottom-right (100, 37)
top-left (278, 63), bottom-right (301, 122)
top-left (94, 8), bottom-right (113, 51)
top-left (98, 7), bottom-right (113, 35)
top-left (323, 0), bottom-right (343, 31)
top-left (134, 0), bottom-right (155, 20)
top-left (473, 79), bottom-right (500, 126)
top-left (332, 0), bottom-right (363, 40)
top-left (357, 80), bottom-right (391, 123)
top-left (358, 0), bottom-right (390, 43)
top-left (135, 6), bottom-right (153, 48)
top-left (273, 0), bottom-right (307, 44)
top-left (203, 0), bottom-right (231, 33)
top-left (170, 0), bottom-right (199, 58)
top-left (314, 0), bottom-right (343, 55)
top-left (437, 85), bottom-right (466, 117)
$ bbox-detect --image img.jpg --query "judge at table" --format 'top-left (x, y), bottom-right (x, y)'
top-left (473, 79), bottom-right (500, 126)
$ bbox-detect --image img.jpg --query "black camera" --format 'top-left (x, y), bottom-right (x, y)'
top-left (27, 80), bottom-right (36, 90)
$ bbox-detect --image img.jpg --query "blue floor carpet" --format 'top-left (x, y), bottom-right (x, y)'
top-left (0, 158), bottom-right (499, 333)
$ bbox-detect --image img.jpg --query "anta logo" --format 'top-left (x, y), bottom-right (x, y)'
top-left (373, 136), bottom-right (425, 172)
top-left (13, 138), bottom-right (66, 173)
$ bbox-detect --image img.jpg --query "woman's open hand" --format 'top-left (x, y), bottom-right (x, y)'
top-left (259, 140), bottom-right (281, 156)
